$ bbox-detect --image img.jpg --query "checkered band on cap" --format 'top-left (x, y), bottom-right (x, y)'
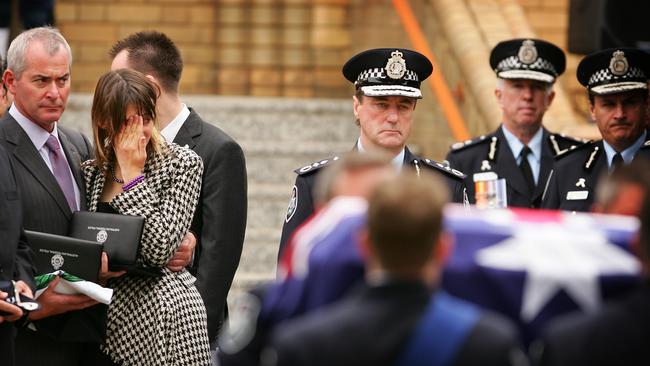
top-left (496, 56), bottom-right (558, 76)
top-left (355, 68), bottom-right (419, 84)
top-left (588, 67), bottom-right (646, 85)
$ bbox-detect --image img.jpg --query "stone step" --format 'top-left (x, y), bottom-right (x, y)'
top-left (238, 227), bottom-right (281, 278)
top-left (61, 95), bottom-right (356, 144)
top-left (242, 140), bottom-right (353, 184)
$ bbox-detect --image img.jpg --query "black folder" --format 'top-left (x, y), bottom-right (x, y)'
top-left (69, 211), bottom-right (145, 272)
top-left (26, 230), bottom-right (103, 283)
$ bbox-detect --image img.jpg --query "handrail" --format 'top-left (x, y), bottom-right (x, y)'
top-left (392, 0), bottom-right (471, 141)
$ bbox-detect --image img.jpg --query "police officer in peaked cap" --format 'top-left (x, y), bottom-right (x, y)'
top-left (277, 48), bottom-right (468, 258)
top-left (446, 38), bottom-right (584, 209)
top-left (542, 47), bottom-right (650, 211)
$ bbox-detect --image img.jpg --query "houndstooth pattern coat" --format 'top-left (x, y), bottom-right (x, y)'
top-left (83, 141), bottom-right (211, 366)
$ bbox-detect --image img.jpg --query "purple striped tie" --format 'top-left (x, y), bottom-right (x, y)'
top-left (45, 135), bottom-right (78, 211)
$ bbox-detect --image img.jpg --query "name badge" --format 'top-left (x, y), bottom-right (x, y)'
top-left (473, 172), bottom-right (498, 182)
top-left (566, 190), bottom-right (589, 200)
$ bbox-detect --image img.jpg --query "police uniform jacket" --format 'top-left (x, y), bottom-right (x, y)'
top-left (266, 280), bottom-right (522, 366)
top-left (446, 126), bottom-right (583, 208)
top-left (541, 134), bottom-right (650, 212)
top-left (537, 280), bottom-right (650, 366)
top-left (278, 147), bottom-right (467, 257)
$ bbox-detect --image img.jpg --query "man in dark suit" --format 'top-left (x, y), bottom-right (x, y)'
top-left (109, 31), bottom-right (248, 348)
top-left (0, 143), bottom-right (35, 366)
top-left (446, 39), bottom-right (584, 209)
top-left (536, 160), bottom-right (650, 366)
top-left (542, 48), bottom-right (650, 211)
top-left (0, 27), bottom-right (103, 366)
top-left (279, 48), bottom-right (467, 257)
top-left (267, 172), bottom-right (523, 366)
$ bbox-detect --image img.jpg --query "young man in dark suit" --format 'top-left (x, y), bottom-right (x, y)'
top-left (109, 31), bottom-right (248, 349)
top-left (0, 143), bottom-right (35, 366)
top-left (267, 172), bottom-right (523, 366)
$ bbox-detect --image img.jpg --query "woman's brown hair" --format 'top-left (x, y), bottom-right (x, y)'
top-left (90, 68), bottom-right (163, 173)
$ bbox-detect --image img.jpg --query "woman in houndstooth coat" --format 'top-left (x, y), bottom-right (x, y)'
top-left (82, 68), bottom-right (211, 365)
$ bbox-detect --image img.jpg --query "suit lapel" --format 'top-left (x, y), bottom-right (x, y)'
top-left (2, 117), bottom-right (72, 218)
top-left (58, 130), bottom-right (87, 210)
top-left (493, 128), bottom-right (530, 197)
top-left (172, 109), bottom-right (201, 149)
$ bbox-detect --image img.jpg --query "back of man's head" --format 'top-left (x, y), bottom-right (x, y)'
top-left (7, 26), bottom-right (71, 79)
top-left (313, 151), bottom-right (394, 207)
top-left (594, 159), bottom-right (650, 216)
top-left (109, 31), bottom-right (182, 94)
top-left (367, 171), bottom-right (449, 273)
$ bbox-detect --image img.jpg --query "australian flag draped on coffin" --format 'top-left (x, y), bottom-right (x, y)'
top-left (442, 206), bottom-right (640, 344)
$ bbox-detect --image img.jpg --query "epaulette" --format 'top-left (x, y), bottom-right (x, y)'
top-left (294, 156), bottom-right (340, 175)
top-left (548, 133), bottom-right (588, 155)
top-left (413, 158), bottom-right (467, 180)
top-left (554, 140), bottom-right (596, 161)
top-left (448, 134), bottom-right (493, 153)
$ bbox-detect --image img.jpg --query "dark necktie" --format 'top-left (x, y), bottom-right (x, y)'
top-left (611, 153), bottom-right (624, 171)
top-left (519, 146), bottom-right (535, 194)
top-left (45, 135), bottom-right (78, 211)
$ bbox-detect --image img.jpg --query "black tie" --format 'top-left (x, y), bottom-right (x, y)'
top-left (519, 146), bottom-right (535, 194)
top-left (612, 153), bottom-right (624, 171)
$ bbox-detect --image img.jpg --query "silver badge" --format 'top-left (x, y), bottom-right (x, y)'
top-left (480, 160), bottom-right (492, 171)
top-left (285, 185), bottom-right (298, 223)
top-left (51, 254), bottom-right (64, 270)
top-left (609, 50), bottom-right (629, 76)
top-left (575, 178), bottom-right (586, 188)
top-left (385, 50), bottom-right (407, 79)
top-left (518, 40), bottom-right (538, 65)
top-left (97, 230), bottom-right (108, 243)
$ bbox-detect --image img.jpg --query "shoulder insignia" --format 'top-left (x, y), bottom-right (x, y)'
top-left (583, 145), bottom-right (601, 171)
top-left (448, 134), bottom-right (491, 153)
top-left (548, 133), bottom-right (588, 156)
top-left (554, 140), bottom-right (595, 161)
top-left (285, 185), bottom-right (298, 223)
top-left (294, 156), bottom-right (340, 175)
top-left (417, 158), bottom-right (467, 180)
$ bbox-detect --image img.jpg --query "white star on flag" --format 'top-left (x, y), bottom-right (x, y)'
top-left (475, 215), bottom-right (640, 322)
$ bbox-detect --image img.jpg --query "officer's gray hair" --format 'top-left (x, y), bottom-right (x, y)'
top-left (7, 26), bottom-right (72, 79)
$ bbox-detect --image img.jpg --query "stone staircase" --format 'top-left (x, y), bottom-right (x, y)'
top-left (60, 94), bottom-right (357, 289)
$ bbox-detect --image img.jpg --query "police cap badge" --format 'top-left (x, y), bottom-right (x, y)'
top-left (342, 48), bottom-right (433, 99)
top-left (577, 47), bottom-right (650, 95)
top-left (490, 38), bottom-right (566, 83)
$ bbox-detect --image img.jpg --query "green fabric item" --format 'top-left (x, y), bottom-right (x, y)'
top-left (34, 271), bottom-right (84, 290)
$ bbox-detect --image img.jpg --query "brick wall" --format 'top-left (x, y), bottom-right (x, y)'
top-left (517, 0), bottom-right (590, 122)
top-left (55, 0), bottom-right (353, 97)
